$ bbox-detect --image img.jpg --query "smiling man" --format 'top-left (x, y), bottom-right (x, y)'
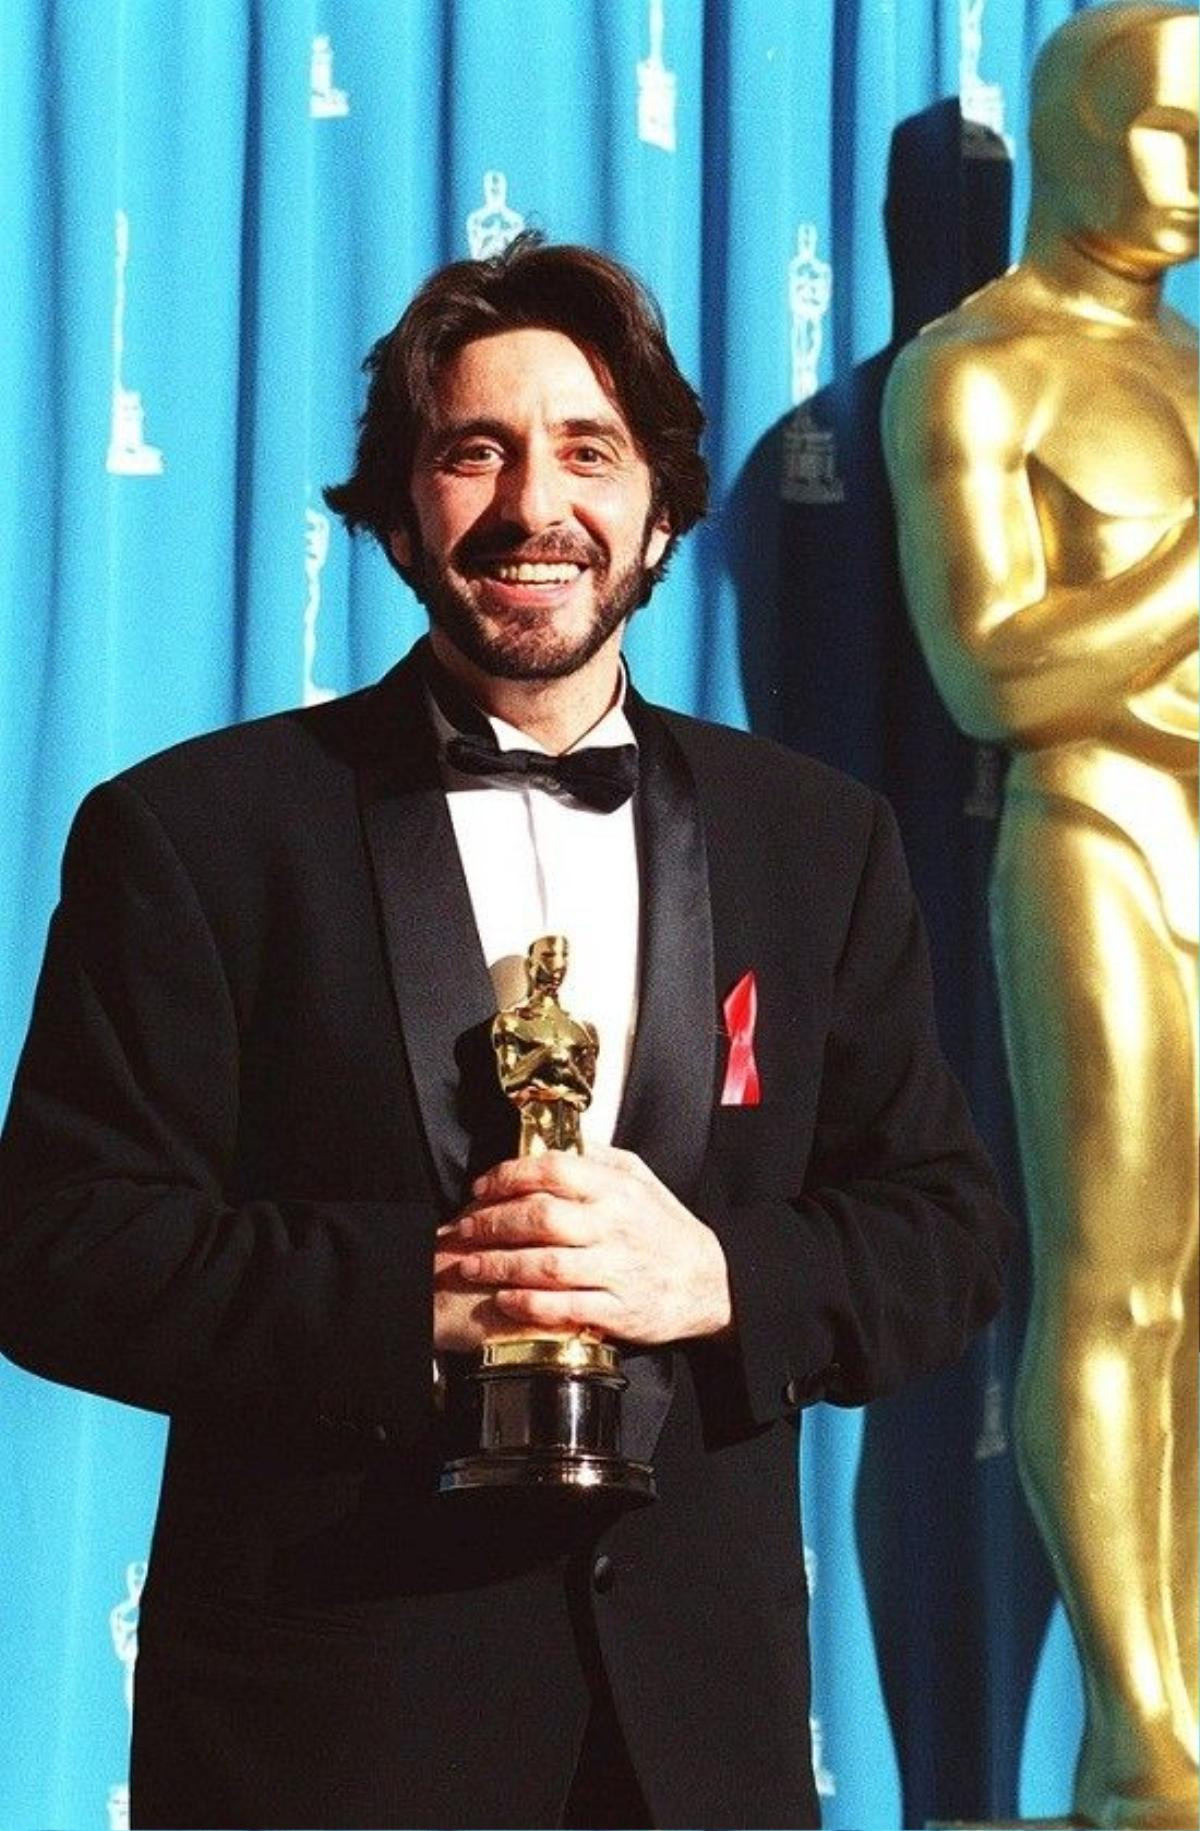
top-left (0, 235), bottom-right (1012, 1830)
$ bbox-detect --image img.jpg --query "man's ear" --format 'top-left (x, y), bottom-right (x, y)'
top-left (388, 527), bottom-right (412, 570)
top-left (645, 516), bottom-right (671, 572)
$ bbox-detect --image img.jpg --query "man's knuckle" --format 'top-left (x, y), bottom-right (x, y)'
top-left (530, 1192), bottom-right (557, 1231)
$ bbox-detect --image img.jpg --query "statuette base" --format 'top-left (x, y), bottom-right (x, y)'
top-left (440, 1334), bottom-right (656, 1502)
top-left (441, 1447), bottom-right (655, 1498)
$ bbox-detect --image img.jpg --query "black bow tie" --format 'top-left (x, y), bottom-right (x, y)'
top-left (445, 733), bottom-right (639, 813)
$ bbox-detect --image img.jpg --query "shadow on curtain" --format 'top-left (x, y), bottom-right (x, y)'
top-left (728, 98), bottom-right (1060, 1827)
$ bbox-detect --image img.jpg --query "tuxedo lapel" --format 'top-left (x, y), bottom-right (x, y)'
top-left (615, 691), bottom-right (717, 1464)
top-left (354, 655), bottom-right (513, 1213)
top-left (619, 691), bottom-right (718, 1202)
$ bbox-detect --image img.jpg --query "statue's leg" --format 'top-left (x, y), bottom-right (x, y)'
top-left (1170, 943), bottom-right (1198, 1729)
top-left (991, 797), bottom-right (1198, 1828)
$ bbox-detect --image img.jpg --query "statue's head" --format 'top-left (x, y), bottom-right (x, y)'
top-left (1029, 3), bottom-right (1198, 272)
top-left (527, 934), bottom-right (569, 994)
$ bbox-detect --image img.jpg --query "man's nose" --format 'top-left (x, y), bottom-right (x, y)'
top-left (496, 450), bottom-right (567, 532)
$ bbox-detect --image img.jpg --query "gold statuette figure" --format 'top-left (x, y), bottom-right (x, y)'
top-left (441, 936), bottom-right (654, 1499)
top-left (883, 9), bottom-right (1198, 1825)
top-left (491, 933), bottom-right (598, 1157)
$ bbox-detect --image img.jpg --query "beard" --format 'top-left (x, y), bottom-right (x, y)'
top-left (407, 525), bottom-right (655, 682)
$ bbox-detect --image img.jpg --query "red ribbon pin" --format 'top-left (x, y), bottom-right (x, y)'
top-left (720, 970), bottom-right (761, 1106)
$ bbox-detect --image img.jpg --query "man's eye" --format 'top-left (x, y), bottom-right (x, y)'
top-left (568, 444), bottom-right (613, 468)
top-left (444, 443), bottom-right (502, 470)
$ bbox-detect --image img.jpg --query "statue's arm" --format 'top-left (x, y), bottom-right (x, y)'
top-left (495, 1036), bottom-right (552, 1088)
top-left (882, 340), bottom-right (1197, 744)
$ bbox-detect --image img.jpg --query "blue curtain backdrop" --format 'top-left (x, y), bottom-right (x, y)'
top-left (1, 2), bottom-right (1194, 1826)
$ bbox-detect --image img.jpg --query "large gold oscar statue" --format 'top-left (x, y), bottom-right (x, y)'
top-left (882, 8), bottom-right (1198, 1826)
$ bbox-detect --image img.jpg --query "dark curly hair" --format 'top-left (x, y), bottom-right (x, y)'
top-left (323, 233), bottom-right (708, 602)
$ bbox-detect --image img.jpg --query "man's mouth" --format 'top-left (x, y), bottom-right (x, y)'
top-left (485, 561), bottom-right (586, 585)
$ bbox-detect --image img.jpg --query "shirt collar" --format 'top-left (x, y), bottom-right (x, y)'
top-left (487, 668), bottom-right (634, 756)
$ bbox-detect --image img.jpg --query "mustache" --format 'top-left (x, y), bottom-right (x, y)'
top-left (454, 528), bottom-right (603, 570)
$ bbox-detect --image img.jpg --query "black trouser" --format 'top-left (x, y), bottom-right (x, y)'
top-left (561, 1675), bottom-right (653, 1829)
top-left (560, 1547), bottom-right (654, 1830)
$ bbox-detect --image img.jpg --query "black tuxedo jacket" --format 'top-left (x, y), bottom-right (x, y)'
top-left (0, 647), bottom-right (1011, 1829)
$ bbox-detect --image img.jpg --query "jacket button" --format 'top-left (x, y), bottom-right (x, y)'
top-left (783, 1376), bottom-right (802, 1408)
top-left (592, 1554), bottom-right (615, 1594)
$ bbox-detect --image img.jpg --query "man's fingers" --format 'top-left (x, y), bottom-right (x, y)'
top-left (467, 1146), bottom-right (649, 1215)
top-left (492, 1286), bottom-right (622, 1334)
top-left (472, 1150), bottom-right (593, 1202)
top-left (453, 1193), bottom-right (592, 1246)
top-left (460, 1245), bottom-right (604, 1289)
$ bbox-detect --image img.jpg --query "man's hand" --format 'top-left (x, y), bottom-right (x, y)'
top-left (433, 1246), bottom-right (512, 1355)
top-left (434, 1145), bottom-right (732, 1348)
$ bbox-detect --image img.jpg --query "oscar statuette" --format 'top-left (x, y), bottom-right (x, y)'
top-left (440, 935), bottom-right (655, 1500)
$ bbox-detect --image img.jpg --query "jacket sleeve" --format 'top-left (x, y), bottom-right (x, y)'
top-left (701, 793), bottom-right (1013, 1425)
top-left (0, 779), bottom-right (436, 1444)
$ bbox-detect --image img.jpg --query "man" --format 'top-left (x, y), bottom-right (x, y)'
top-left (883, 9), bottom-right (1197, 1824)
top-left (0, 235), bottom-right (1011, 1829)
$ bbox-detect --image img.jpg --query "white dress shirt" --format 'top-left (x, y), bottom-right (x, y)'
top-left (429, 678), bottom-right (640, 1148)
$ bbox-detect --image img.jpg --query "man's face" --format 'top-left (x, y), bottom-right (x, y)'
top-left (390, 328), bottom-right (670, 682)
